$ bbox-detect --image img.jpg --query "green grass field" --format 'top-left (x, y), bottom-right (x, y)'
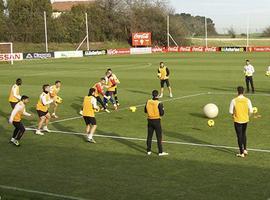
top-left (0, 53), bottom-right (270, 200)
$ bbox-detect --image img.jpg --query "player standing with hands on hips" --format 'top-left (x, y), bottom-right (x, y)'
top-left (145, 90), bottom-right (168, 156)
top-left (229, 86), bottom-right (253, 158)
top-left (244, 60), bottom-right (255, 93)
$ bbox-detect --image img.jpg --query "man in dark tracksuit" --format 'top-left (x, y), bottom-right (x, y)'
top-left (144, 90), bottom-right (168, 156)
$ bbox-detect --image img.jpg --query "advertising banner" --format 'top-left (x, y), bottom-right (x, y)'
top-left (130, 47), bottom-right (152, 55)
top-left (132, 32), bottom-right (152, 46)
top-left (220, 47), bottom-right (246, 52)
top-left (83, 50), bottom-right (107, 56)
top-left (54, 51), bottom-right (83, 58)
top-left (23, 52), bottom-right (54, 59)
top-left (107, 48), bottom-right (130, 55)
top-left (0, 53), bottom-right (23, 61)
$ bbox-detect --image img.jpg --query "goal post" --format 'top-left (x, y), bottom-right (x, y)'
top-left (0, 42), bottom-right (14, 65)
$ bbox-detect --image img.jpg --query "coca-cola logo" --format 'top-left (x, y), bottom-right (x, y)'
top-left (205, 47), bottom-right (218, 52)
top-left (179, 47), bottom-right (191, 52)
top-left (133, 33), bottom-right (150, 39)
top-left (192, 47), bottom-right (204, 52)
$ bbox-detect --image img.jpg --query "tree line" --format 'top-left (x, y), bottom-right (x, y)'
top-left (0, 0), bottom-right (218, 46)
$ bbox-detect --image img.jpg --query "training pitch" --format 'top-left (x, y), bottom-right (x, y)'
top-left (0, 52), bottom-right (270, 200)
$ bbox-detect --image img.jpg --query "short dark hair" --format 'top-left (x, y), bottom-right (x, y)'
top-left (160, 62), bottom-right (164, 65)
top-left (246, 59), bottom-right (250, 62)
top-left (100, 77), bottom-right (106, 81)
top-left (107, 68), bottom-right (112, 72)
top-left (16, 78), bottom-right (22, 85)
top-left (42, 84), bottom-right (50, 91)
top-left (21, 95), bottom-right (29, 101)
top-left (55, 80), bottom-right (61, 84)
top-left (88, 88), bottom-right (96, 96)
top-left (152, 90), bottom-right (159, 98)
top-left (237, 86), bottom-right (244, 94)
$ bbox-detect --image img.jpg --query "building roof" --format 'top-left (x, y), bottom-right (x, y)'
top-left (52, 0), bottom-right (95, 12)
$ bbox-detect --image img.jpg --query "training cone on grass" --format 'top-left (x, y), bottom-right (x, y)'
top-left (129, 106), bottom-right (137, 112)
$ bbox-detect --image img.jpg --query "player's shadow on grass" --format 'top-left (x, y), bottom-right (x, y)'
top-left (166, 131), bottom-right (234, 155)
top-left (98, 130), bottom-right (146, 154)
top-left (127, 89), bottom-right (151, 96)
top-left (189, 113), bottom-right (206, 119)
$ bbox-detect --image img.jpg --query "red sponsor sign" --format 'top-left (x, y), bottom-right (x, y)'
top-left (167, 47), bottom-right (179, 52)
top-left (107, 48), bottom-right (130, 55)
top-left (178, 46), bottom-right (191, 52)
top-left (132, 32), bottom-right (152, 46)
top-left (0, 53), bottom-right (23, 61)
top-left (205, 47), bottom-right (219, 52)
top-left (248, 47), bottom-right (270, 52)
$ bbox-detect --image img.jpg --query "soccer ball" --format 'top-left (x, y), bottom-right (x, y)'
top-left (129, 106), bottom-right (137, 112)
top-left (95, 107), bottom-right (100, 113)
top-left (208, 119), bottom-right (215, 127)
top-left (55, 96), bottom-right (63, 104)
top-left (266, 71), bottom-right (270, 76)
top-left (203, 103), bottom-right (219, 119)
top-left (253, 107), bottom-right (258, 114)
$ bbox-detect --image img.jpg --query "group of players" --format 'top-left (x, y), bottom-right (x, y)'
top-left (7, 68), bottom-right (122, 146)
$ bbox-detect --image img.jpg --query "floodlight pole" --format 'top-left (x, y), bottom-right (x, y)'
top-left (246, 16), bottom-right (250, 49)
top-left (85, 13), bottom-right (90, 50)
top-left (205, 17), bottom-right (208, 48)
top-left (167, 15), bottom-right (170, 48)
top-left (44, 11), bottom-right (48, 52)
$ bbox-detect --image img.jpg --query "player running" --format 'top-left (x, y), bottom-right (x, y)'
top-left (157, 62), bottom-right (173, 98)
top-left (50, 80), bottom-right (62, 118)
top-left (93, 78), bottom-right (110, 113)
top-left (82, 88), bottom-right (99, 143)
top-left (9, 95), bottom-right (31, 146)
top-left (36, 84), bottom-right (54, 136)
top-left (8, 78), bottom-right (22, 109)
top-left (106, 69), bottom-right (120, 106)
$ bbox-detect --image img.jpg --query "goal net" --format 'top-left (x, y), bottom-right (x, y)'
top-left (0, 42), bottom-right (14, 65)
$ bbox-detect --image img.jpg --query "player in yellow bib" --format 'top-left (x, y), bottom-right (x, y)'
top-left (9, 95), bottom-right (31, 146)
top-left (36, 84), bottom-right (55, 136)
top-left (8, 78), bottom-right (22, 109)
top-left (144, 90), bottom-right (168, 156)
top-left (50, 80), bottom-right (62, 118)
top-left (229, 86), bottom-right (253, 158)
top-left (82, 88), bottom-right (99, 143)
top-left (157, 62), bottom-right (173, 98)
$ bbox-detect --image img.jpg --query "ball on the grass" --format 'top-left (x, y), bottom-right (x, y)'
top-left (208, 119), bottom-right (215, 127)
top-left (129, 106), bottom-right (137, 112)
top-left (253, 107), bottom-right (258, 114)
top-left (266, 71), bottom-right (270, 76)
top-left (203, 103), bottom-right (219, 119)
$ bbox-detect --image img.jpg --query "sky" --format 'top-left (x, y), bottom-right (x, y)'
top-left (170, 0), bottom-right (270, 33)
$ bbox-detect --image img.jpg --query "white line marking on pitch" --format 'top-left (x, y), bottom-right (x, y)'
top-left (48, 92), bottom-right (206, 125)
top-left (26, 128), bottom-right (270, 154)
top-left (0, 185), bottom-right (88, 200)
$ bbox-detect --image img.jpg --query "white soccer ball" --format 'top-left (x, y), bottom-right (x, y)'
top-left (203, 103), bottom-right (219, 119)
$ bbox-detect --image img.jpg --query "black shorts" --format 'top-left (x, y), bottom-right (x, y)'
top-left (160, 79), bottom-right (170, 87)
top-left (83, 116), bottom-right (96, 125)
top-left (10, 102), bottom-right (18, 109)
top-left (37, 110), bottom-right (48, 118)
top-left (114, 88), bottom-right (117, 95)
